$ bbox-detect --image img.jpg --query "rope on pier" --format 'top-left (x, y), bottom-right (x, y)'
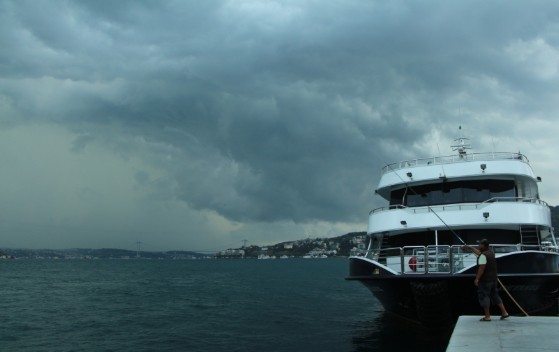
top-left (497, 278), bottom-right (530, 317)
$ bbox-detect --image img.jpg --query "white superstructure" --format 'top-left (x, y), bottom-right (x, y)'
top-left (369, 137), bottom-right (551, 241)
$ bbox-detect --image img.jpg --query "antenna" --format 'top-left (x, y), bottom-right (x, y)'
top-left (450, 125), bottom-right (472, 158)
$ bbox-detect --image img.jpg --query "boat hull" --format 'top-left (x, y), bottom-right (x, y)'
top-left (347, 252), bottom-right (559, 327)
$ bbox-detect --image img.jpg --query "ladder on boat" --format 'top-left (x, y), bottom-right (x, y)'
top-left (381, 234), bottom-right (391, 249)
top-left (520, 225), bottom-right (540, 248)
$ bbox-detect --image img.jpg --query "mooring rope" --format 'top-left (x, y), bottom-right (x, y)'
top-left (497, 278), bottom-right (530, 316)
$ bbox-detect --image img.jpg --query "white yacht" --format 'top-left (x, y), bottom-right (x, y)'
top-left (347, 131), bottom-right (559, 327)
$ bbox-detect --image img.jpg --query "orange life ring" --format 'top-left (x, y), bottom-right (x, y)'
top-left (408, 256), bottom-right (418, 272)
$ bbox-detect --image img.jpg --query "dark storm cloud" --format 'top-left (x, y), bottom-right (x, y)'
top-left (2, 0), bottom-right (559, 249)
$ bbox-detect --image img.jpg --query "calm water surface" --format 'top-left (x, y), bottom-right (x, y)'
top-left (0, 258), bottom-right (450, 351)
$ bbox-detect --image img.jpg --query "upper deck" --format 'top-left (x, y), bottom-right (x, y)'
top-left (382, 151), bottom-right (529, 174)
top-left (377, 152), bottom-right (537, 198)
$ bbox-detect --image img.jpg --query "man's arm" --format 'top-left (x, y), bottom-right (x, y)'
top-left (463, 244), bottom-right (481, 256)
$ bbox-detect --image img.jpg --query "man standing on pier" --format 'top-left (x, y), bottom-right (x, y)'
top-left (463, 239), bottom-right (510, 321)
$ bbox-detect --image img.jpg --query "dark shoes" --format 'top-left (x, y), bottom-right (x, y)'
top-left (479, 315), bottom-right (509, 321)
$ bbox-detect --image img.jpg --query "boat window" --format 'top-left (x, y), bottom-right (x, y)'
top-left (539, 227), bottom-right (554, 245)
top-left (406, 192), bottom-right (425, 207)
top-left (389, 179), bottom-right (517, 207)
top-left (463, 184), bottom-right (489, 203)
top-left (430, 189), bottom-right (444, 204)
top-left (516, 179), bottom-right (539, 199)
top-left (389, 188), bottom-right (406, 206)
top-left (489, 180), bottom-right (516, 199)
top-left (443, 185), bottom-right (462, 204)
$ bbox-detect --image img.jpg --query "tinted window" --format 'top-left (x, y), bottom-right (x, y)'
top-left (389, 179), bottom-right (516, 207)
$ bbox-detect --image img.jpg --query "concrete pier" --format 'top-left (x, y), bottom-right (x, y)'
top-left (446, 315), bottom-right (559, 352)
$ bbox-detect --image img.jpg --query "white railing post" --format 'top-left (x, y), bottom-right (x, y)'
top-left (424, 247), bottom-right (429, 274)
top-left (400, 247), bottom-right (405, 274)
top-left (449, 247), bottom-right (454, 274)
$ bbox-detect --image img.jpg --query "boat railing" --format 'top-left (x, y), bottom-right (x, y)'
top-left (382, 152), bottom-right (528, 174)
top-left (363, 243), bottom-right (558, 274)
top-left (369, 197), bottom-right (548, 215)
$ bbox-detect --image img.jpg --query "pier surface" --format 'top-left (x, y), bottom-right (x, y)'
top-left (446, 315), bottom-right (558, 352)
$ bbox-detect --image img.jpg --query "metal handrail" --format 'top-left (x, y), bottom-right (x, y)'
top-left (361, 243), bottom-right (558, 275)
top-left (369, 197), bottom-right (548, 215)
top-left (381, 152), bottom-right (529, 174)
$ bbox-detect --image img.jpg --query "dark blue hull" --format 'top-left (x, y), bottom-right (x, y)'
top-left (347, 252), bottom-right (559, 327)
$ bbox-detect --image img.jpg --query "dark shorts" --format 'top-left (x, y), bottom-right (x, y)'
top-left (477, 280), bottom-right (503, 308)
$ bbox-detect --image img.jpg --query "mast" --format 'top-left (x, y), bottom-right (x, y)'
top-left (450, 125), bottom-right (472, 158)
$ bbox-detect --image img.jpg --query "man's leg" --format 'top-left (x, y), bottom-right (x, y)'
top-left (478, 282), bottom-right (492, 320)
top-left (491, 281), bottom-right (509, 317)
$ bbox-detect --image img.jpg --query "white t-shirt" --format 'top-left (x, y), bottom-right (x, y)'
top-left (478, 253), bottom-right (487, 265)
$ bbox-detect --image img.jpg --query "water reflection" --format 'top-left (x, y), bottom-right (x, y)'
top-left (351, 312), bottom-right (452, 352)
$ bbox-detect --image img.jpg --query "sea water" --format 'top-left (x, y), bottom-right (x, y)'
top-left (0, 258), bottom-right (450, 351)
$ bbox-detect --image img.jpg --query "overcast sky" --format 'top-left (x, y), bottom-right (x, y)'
top-left (1, 0), bottom-right (559, 251)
